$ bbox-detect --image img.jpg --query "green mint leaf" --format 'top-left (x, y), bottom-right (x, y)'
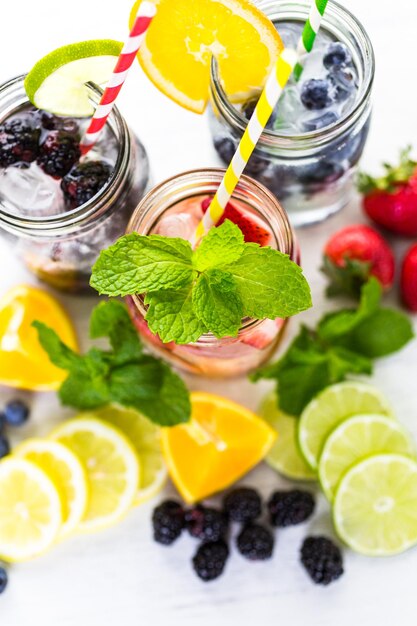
top-left (145, 288), bottom-right (207, 344)
top-left (110, 360), bottom-right (190, 426)
top-left (34, 302), bottom-right (191, 427)
top-left (318, 277), bottom-right (382, 340)
top-left (193, 220), bottom-right (244, 272)
top-left (90, 233), bottom-right (195, 296)
top-left (252, 325), bottom-right (373, 416)
top-left (225, 245), bottom-right (312, 319)
top-left (59, 350), bottom-right (112, 410)
top-left (33, 321), bottom-right (82, 370)
top-left (345, 308), bottom-right (414, 358)
top-left (192, 268), bottom-right (243, 338)
top-left (90, 300), bottom-right (142, 364)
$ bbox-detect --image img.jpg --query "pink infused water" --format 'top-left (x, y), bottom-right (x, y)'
top-left (126, 174), bottom-right (296, 378)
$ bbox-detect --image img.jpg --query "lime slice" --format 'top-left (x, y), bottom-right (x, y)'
top-left (260, 392), bottom-right (316, 481)
top-left (298, 382), bottom-right (393, 470)
top-left (24, 40), bottom-right (123, 116)
top-left (319, 414), bottom-right (415, 501)
top-left (334, 453), bottom-right (417, 555)
top-left (93, 405), bottom-right (168, 505)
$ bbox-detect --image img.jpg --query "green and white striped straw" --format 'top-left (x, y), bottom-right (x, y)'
top-left (294, 0), bottom-right (329, 80)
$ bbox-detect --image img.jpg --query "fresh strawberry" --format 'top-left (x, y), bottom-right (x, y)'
top-left (401, 243), bottom-right (417, 312)
top-left (201, 197), bottom-right (272, 246)
top-left (358, 147), bottom-right (417, 237)
top-left (323, 224), bottom-right (395, 297)
top-left (242, 318), bottom-right (285, 349)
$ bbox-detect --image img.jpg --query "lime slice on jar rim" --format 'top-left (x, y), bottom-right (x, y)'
top-left (24, 40), bottom-right (123, 117)
top-left (298, 381), bottom-right (393, 471)
top-left (319, 413), bottom-right (416, 501)
top-left (260, 392), bottom-right (316, 481)
top-left (333, 453), bottom-right (417, 556)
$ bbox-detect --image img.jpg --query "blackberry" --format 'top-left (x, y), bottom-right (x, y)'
top-left (0, 436), bottom-right (10, 459)
top-left (300, 78), bottom-right (335, 111)
top-left (0, 567), bottom-right (7, 594)
top-left (300, 536), bottom-right (344, 585)
top-left (152, 500), bottom-right (185, 545)
top-left (4, 400), bottom-right (30, 427)
top-left (39, 111), bottom-right (80, 135)
top-left (0, 117), bottom-right (40, 167)
top-left (323, 42), bottom-right (352, 70)
top-left (61, 160), bottom-right (112, 208)
top-left (185, 505), bottom-right (228, 542)
top-left (267, 490), bottom-right (315, 527)
top-left (223, 487), bottom-right (262, 523)
top-left (37, 130), bottom-right (81, 178)
top-left (192, 540), bottom-right (229, 581)
top-left (236, 523), bottom-right (274, 561)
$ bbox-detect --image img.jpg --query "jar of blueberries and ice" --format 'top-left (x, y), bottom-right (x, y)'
top-left (209, 0), bottom-right (375, 226)
top-left (0, 75), bottom-right (149, 293)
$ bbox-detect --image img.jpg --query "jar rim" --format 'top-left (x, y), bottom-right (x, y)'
top-left (127, 167), bottom-right (297, 344)
top-left (210, 0), bottom-right (375, 150)
top-left (0, 74), bottom-right (131, 235)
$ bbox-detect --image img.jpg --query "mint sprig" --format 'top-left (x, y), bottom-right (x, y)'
top-left (33, 300), bottom-right (190, 427)
top-left (91, 221), bottom-right (312, 344)
top-left (252, 278), bottom-right (414, 415)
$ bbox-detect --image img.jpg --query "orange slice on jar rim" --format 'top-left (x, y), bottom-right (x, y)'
top-left (130, 0), bottom-right (284, 113)
top-left (0, 285), bottom-right (78, 391)
top-left (161, 391), bottom-right (276, 503)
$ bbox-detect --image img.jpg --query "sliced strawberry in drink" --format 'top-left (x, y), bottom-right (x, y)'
top-left (201, 197), bottom-right (272, 246)
top-left (241, 318), bottom-right (285, 349)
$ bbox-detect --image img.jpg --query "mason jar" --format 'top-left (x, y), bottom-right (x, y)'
top-left (0, 75), bottom-right (150, 293)
top-left (125, 168), bottom-right (299, 378)
top-left (209, 0), bottom-right (375, 226)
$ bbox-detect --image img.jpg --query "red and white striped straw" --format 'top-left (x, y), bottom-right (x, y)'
top-left (80, 1), bottom-right (156, 155)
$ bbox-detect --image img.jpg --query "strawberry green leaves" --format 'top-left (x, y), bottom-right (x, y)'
top-left (33, 301), bottom-right (190, 427)
top-left (91, 221), bottom-right (312, 344)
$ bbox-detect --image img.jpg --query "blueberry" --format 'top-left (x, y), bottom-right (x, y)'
top-left (0, 436), bottom-right (10, 459)
top-left (257, 164), bottom-right (293, 201)
top-left (323, 42), bottom-right (352, 70)
top-left (213, 136), bottom-right (237, 165)
top-left (4, 400), bottom-right (29, 427)
top-left (242, 98), bottom-right (276, 129)
top-left (0, 567), bottom-right (7, 594)
top-left (245, 151), bottom-right (270, 176)
top-left (303, 111), bottom-right (340, 132)
top-left (300, 79), bottom-right (336, 111)
top-left (329, 66), bottom-right (357, 93)
top-left (0, 413), bottom-right (5, 434)
top-left (299, 160), bottom-right (345, 186)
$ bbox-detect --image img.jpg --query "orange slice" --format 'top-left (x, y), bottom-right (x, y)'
top-left (161, 392), bottom-right (276, 502)
top-left (0, 285), bottom-right (78, 391)
top-left (130, 0), bottom-right (283, 113)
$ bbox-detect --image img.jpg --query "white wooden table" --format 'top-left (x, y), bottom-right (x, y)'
top-left (1, 1), bottom-right (417, 623)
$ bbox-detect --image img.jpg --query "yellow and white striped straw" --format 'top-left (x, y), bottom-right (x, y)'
top-left (191, 47), bottom-right (298, 246)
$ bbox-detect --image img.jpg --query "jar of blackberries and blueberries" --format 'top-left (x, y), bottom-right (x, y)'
top-left (0, 75), bottom-right (149, 293)
top-left (209, 0), bottom-right (375, 226)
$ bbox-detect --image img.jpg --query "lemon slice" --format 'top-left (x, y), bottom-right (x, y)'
top-left (298, 382), bottom-right (393, 470)
top-left (24, 40), bottom-right (122, 116)
top-left (319, 415), bottom-right (416, 501)
top-left (334, 454), bottom-right (417, 556)
top-left (92, 405), bottom-right (167, 505)
top-left (131, 0), bottom-right (283, 113)
top-left (50, 418), bottom-right (140, 532)
top-left (260, 392), bottom-right (316, 481)
top-left (14, 439), bottom-right (88, 539)
top-left (0, 458), bottom-right (62, 562)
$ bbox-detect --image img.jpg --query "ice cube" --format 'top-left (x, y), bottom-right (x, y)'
top-left (0, 163), bottom-right (65, 216)
top-left (273, 86), bottom-right (304, 133)
top-left (155, 212), bottom-right (200, 241)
